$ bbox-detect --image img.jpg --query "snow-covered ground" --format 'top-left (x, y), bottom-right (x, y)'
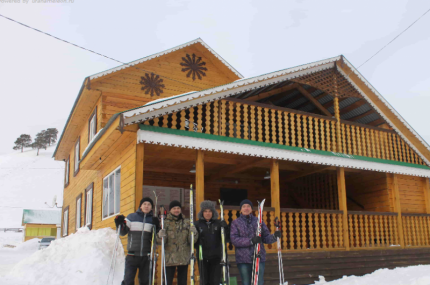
top-left (0, 146), bottom-right (64, 228)
top-left (0, 227), bottom-right (124, 285)
top-left (0, 231), bottom-right (24, 247)
top-left (0, 237), bottom-right (40, 278)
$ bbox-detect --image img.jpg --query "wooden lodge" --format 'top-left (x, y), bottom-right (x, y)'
top-left (54, 39), bottom-right (430, 284)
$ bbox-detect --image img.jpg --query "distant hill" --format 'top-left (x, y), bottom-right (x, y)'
top-left (0, 146), bottom-right (64, 228)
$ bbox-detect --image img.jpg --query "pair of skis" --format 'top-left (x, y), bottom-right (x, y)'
top-left (149, 191), bottom-right (167, 285)
top-left (251, 199), bottom-right (285, 285)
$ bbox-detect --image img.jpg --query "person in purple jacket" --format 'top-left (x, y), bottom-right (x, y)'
top-left (230, 199), bottom-right (281, 285)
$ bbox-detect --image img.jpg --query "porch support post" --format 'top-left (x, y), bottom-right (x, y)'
top-left (334, 96), bottom-right (342, 153)
top-left (196, 150), bottom-right (205, 215)
top-left (135, 143), bottom-right (144, 211)
top-left (391, 174), bottom-right (405, 248)
top-left (337, 167), bottom-right (350, 250)
top-left (423, 178), bottom-right (430, 214)
top-left (270, 159), bottom-right (280, 220)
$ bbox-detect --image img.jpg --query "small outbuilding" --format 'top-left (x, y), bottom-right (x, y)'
top-left (22, 209), bottom-right (61, 242)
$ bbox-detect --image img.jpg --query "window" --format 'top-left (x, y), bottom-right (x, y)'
top-left (88, 107), bottom-right (97, 143)
top-left (64, 157), bottom-right (70, 187)
top-left (102, 167), bottom-right (121, 219)
top-left (76, 194), bottom-right (82, 230)
top-left (85, 183), bottom-right (94, 229)
top-left (74, 138), bottom-right (80, 176)
top-left (62, 207), bottom-right (69, 237)
top-left (220, 188), bottom-right (248, 206)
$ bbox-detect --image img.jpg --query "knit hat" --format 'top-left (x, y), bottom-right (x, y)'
top-left (139, 197), bottom-right (154, 209)
top-left (240, 199), bottom-right (253, 210)
top-left (169, 200), bottom-right (182, 210)
top-left (197, 200), bottom-right (218, 220)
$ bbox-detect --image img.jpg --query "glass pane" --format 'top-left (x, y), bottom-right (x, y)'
top-left (109, 175), bottom-right (114, 216)
top-left (50, 228), bottom-right (57, 236)
top-left (75, 143), bottom-right (79, 172)
top-left (114, 169), bottom-right (121, 214)
top-left (63, 211), bottom-right (68, 236)
top-left (103, 178), bottom-right (108, 218)
top-left (76, 199), bottom-right (81, 229)
top-left (66, 161), bottom-right (69, 184)
top-left (86, 190), bottom-right (92, 225)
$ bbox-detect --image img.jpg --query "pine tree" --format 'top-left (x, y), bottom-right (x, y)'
top-left (32, 131), bottom-right (49, 156)
top-left (13, 134), bottom-right (32, 152)
top-left (45, 128), bottom-right (59, 146)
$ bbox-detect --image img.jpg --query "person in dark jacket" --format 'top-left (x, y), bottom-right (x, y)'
top-left (230, 199), bottom-right (281, 285)
top-left (115, 197), bottom-right (160, 285)
top-left (195, 200), bottom-right (229, 285)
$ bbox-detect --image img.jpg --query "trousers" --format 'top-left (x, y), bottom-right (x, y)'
top-left (237, 262), bottom-right (266, 285)
top-left (122, 255), bottom-right (150, 285)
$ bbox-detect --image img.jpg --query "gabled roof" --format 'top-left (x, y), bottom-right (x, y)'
top-left (88, 38), bottom-right (244, 80)
top-left (122, 55), bottom-right (430, 167)
top-left (22, 209), bottom-right (61, 225)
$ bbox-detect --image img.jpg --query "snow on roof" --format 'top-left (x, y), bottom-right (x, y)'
top-left (22, 209), bottom-right (61, 225)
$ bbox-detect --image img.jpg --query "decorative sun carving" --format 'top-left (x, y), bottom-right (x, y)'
top-left (180, 53), bottom-right (208, 81)
top-left (140, 73), bottom-right (165, 97)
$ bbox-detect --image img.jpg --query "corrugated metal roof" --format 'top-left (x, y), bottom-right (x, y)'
top-left (318, 94), bottom-right (334, 105)
top-left (22, 209), bottom-right (61, 225)
top-left (339, 97), bottom-right (361, 109)
top-left (341, 104), bottom-right (372, 120)
top-left (356, 113), bottom-right (380, 125)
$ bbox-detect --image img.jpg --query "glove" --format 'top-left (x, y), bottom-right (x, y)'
top-left (114, 215), bottom-right (125, 227)
top-left (274, 231), bottom-right (281, 239)
top-left (190, 225), bottom-right (198, 235)
top-left (220, 220), bottom-right (228, 228)
top-left (158, 229), bottom-right (167, 238)
top-left (251, 236), bottom-right (262, 245)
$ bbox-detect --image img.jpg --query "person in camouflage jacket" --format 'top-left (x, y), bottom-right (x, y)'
top-left (157, 200), bottom-right (198, 285)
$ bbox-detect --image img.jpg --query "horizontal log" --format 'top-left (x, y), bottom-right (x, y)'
top-left (401, 213), bottom-right (430, 217)
top-left (347, 210), bottom-right (398, 216)
top-left (215, 205), bottom-right (275, 211)
top-left (280, 208), bottom-right (343, 214)
top-left (340, 120), bottom-right (395, 134)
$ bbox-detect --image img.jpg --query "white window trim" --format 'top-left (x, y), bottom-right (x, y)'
top-left (76, 197), bottom-right (81, 230)
top-left (65, 159), bottom-right (70, 185)
top-left (102, 166), bottom-right (121, 221)
top-left (63, 209), bottom-right (68, 237)
top-left (85, 188), bottom-right (93, 227)
top-left (74, 140), bottom-right (80, 173)
top-left (89, 113), bottom-right (97, 143)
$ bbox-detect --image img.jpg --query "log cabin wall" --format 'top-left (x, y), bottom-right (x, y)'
top-left (397, 175), bottom-right (426, 214)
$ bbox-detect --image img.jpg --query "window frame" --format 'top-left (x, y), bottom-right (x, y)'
top-left (62, 206), bottom-right (69, 237)
top-left (84, 182), bottom-right (94, 229)
top-left (88, 107), bottom-right (97, 143)
top-left (102, 166), bottom-right (121, 220)
top-left (76, 193), bottom-right (82, 231)
top-left (64, 156), bottom-right (70, 188)
top-left (74, 137), bottom-right (80, 177)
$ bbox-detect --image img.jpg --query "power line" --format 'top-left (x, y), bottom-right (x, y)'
top-left (355, 7), bottom-right (430, 71)
top-left (0, 14), bottom-right (202, 90)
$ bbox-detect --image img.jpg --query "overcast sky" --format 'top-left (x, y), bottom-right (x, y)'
top-left (1, 0), bottom-right (429, 156)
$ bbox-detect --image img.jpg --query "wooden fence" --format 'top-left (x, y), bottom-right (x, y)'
top-left (403, 213), bottom-right (430, 247)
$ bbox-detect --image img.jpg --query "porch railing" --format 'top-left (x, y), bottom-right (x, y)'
top-left (402, 213), bottom-right (430, 247)
top-left (347, 211), bottom-right (399, 249)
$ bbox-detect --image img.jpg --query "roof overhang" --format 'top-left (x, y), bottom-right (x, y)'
top-left (138, 125), bottom-right (430, 178)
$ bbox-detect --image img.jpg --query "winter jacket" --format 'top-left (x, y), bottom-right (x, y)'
top-left (158, 213), bottom-right (198, 266)
top-left (119, 209), bottom-right (160, 257)
top-left (230, 214), bottom-right (276, 264)
top-left (195, 218), bottom-right (230, 260)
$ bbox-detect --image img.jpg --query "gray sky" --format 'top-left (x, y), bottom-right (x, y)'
top-left (1, 0), bottom-right (429, 155)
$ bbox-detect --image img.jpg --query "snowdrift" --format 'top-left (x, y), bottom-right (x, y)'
top-left (1, 227), bottom-right (124, 285)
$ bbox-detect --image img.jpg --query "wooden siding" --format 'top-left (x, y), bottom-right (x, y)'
top-left (397, 175), bottom-right (426, 214)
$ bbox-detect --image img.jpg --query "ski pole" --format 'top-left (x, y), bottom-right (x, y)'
top-left (190, 184), bottom-right (196, 285)
top-left (275, 217), bottom-right (285, 285)
top-left (106, 225), bottom-right (121, 285)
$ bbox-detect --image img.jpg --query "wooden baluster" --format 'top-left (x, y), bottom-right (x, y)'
top-left (338, 213), bottom-right (344, 248)
top-left (404, 141), bottom-right (411, 163)
top-left (341, 124), bottom-right (346, 154)
top-left (362, 127), bottom-right (368, 157)
top-left (170, 112), bottom-right (177, 130)
top-left (393, 215), bottom-right (398, 246)
top-left (320, 119), bottom-right (325, 151)
top-left (387, 132), bottom-right (394, 160)
top-left (375, 215), bottom-right (380, 247)
top-left (180, 110), bottom-right (186, 130)
top-left (331, 121), bottom-right (337, 152)
top-left (284, 112), bottom-right (290, 146)
top-left (412, 216), bottom-right (418, 246)
top-left (365, 128), bottom-right (371, 157)
top-left (309, 213), bottom-right (315, 249)
top-left (380, 132), bottom-right (386, 160)
top-left (403, 216), bottom-right (409, 246)
top-left (419, 216), bottom-right (425, 246)
top-left (302, 115), bottom-right (308, 148)
top-left (321, 213), bottom-right (327, 249)
top-left (243, 104), bottom-right (249, 140)
top-left (228, 102), bottom-right (235, 138)
top-left (220, 101), bottom-right (226, 136)
top-left (424, 217), bottom-right (430, 246)
top-left (271, 109), bottom-right (277, 144)
top-left (386, 216), bottom-right (392, 246)
top-left (236, 102), bottom-right (242, 139)
top-left (295, 213), bottom-right (301, 249)
top-left (277, 110), bottom-right (283, 145)
top-left (309, 117), bottom-right (314, 150)
top-left (354, 214), bottom-right (360, 247)
top-left (264, 108), bottom-right (270, 143)
top-left (398, 136), bottom-right (405, 162)
top-left (346, 125), bottom-right (352, 154)
top-left (356, 127), bottom-right (362, 156)
top-left (348, 215), bottom-right (355, 248)
top-left (375, 130), bottom-right (381, 158)
top-left (379, 215), bottom-right (385, 247)
top-left (370, 129), bottom-right (377, 158)
top-left (204, 103), bottom-right (211, 133)
top-left (364, 215), bottom-right (370, 248)
top-left (360, 214), bottom-right (365, 248)
top-left (213, 101), bottom-right (219, 135)
top-left (297, 114), bottom-right (303, 148)
top-left (153, 116), bottom-right (160, 128)
top-left (281, 212), bottom-right (287, 250)
top-left (333, 213), bottom-right (338, 248)
top-left (326, 213), bottom-right (333, 249)
top-left (392, 134), bottom-right (399, 161)
top-left (369, 215), bottom-right (375, 247)
top-left (302, 213), bottom-right (307, 249)
top-left (415, 216), bottom-right (421, 246)
top-left (250, 106), bottom-right (256, 141)
top-left (257, 106), bottom-right (263, 142)
top-left (325, 121), bottom-right (331, 151)
top-left (289, 213), bottom-right (294, 249)
top-left (290, 113), bottom-right (296, 147)
top-left (197, 105), bottom-right (203, 133)
top-left (351, 125), bottom-right (357, 155)
top-left (315, 213), bottom-right (320, 249)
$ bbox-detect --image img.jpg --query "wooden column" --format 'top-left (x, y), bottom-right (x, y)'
top-left (134, 143), bottom-right (144, 211)
top-left (337, 167), bottom-right (350, 250)
top-left (423, 178), bottom-right (430, 214)
top-left (270, 160), bottom-right (280, 220)
top-left (391, 173), bottom-right (405, 248)
top-left (195, 150), bottom-right (205, 215)
top-left (334, 97), bottom-right (342, 153)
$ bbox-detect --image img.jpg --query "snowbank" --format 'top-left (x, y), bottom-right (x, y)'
top-left (0, 227), bottom-right (125, 285)
top-left (312, 265), bottom-right (430, 285)
top-left (0, 231), bottom-right (24, 247)
top-left (0, 238), bottom-right (39, 277)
